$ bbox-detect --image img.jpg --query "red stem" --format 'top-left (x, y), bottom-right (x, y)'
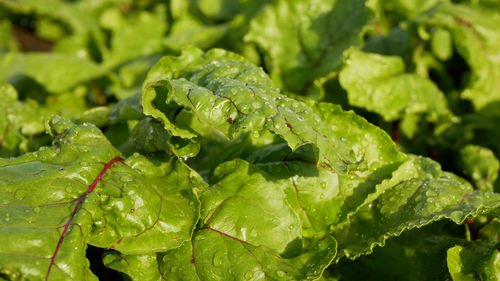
top-left (45, 156), bottom-right (124, 280)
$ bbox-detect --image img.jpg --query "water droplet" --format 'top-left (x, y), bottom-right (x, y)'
top-left (425, 189), bottom-right (437, 197)
top-left (276, 270), bottom-right (286, 277)
top-left (5, 217), bottom-right (10, 222)
top-left (33, 207), bottom-right (40, 213)
top-left (244, 271), bottom-right (254, 280)
top-left (120, 176), bottom-right (132, 182)
top-left (14, 189), bottom-right (27, 200)
top-left (212, 251), bottom-right (224, 267)
top-left (78, 147), bottom-right (89, 153)
top-left (320, 182), bottom-right (327, 189)
top-left (170, 266), bottom-right (177, 272)
top-left (340, 137), bottom-right (347, 142)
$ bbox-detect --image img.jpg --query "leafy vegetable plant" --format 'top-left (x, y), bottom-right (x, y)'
top-left (0, 0), bottom-right (499, 280)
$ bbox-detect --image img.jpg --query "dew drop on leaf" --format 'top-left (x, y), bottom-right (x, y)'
top-left (425, 189), bottom-right (437, 197)
top-left (120, 175), bottom-right (132, 182)
top-left (276, 270), bottom-right (286, 277)
top-left (212, 251), bottom-right (224, 267)
top-left (244, 271), bottom-right (253, 280)
top-left (14, 189), bottom-right (27, 200)
top-left (33, 207), bottom-right (40, 213)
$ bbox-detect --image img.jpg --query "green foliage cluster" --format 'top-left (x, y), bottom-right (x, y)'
top-left (0, 0), bottom-right (499, 280)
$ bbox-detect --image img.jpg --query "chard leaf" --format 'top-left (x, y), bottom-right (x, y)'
top-left (142, 47), bottom-right (358, 172)
top-left (459, 145), bottom-right (499, 192)
top-left (129, 117), bottom-right (200, 158)
top-left (426, 2), bottom-right (500, 110)
top-left (103, 252), bottom-right (162, 281)
top-left (0, 81), bottom-right (44, 157)
top-left (102, 8), bottom-right (166, 69)
top-left (0, 116), bottom-right (203, 281)
top-left (0, 53), bottom-right (105, 93)
top-left (246, 103), bottom-right (406, 237)
top-left (158, 159), bottom-right (337, 281)
top-left (245, 0), bottom-right (372, 96)
top-left (447, 241), bottom-right (500, 281)
top-left (335, 155), bottom-right (500, 260)
top-left (333, 223), bottom-right (463, 281)
top-left (339, 49), bottom-right (452, 121)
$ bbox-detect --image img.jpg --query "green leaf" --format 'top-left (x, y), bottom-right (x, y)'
top-left (335, 155), bottom-right (500, 260)
top-left (129, 117), bottom-right (201, 158)
top-left (447, 241), bottom-right (500, 281)
top-left (0, 53), bottom-right (105, 93)
top-left (245, 0), bottom-right (372, 96)
top-left (339, 49), bottom-right (452, 122)
top-left (0, 20), bottom-right (18, 54)
top-left (103, 252), bottom-right (162, 281)
top-left (158, 159), bottom-right (337, 281)
top-left (0, 116), bottom-right (202, 280)
top-left (142, 47), bottom-right (359, 172)
top-left (431, 28), bottom-right (453, 61)
top-left (102, 7), bottom-right (166, 69)
top-left (459, 145), bottom-right (499, 192)
top-left (377, 0), bottom-right (448, 23)
top-left (163, 3), bottom-right (230, 53)
top-left (426, 2), bottom-right (500, 110)
top-left (0, 81), bottom-right (45, 157)
top-left (333, 223), bottom-right (462, 281)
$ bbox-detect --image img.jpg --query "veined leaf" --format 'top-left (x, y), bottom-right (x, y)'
top-left (0, 116), bottom-right (203, 281)
top-left (245, 0), bottom-right (372, 96)
top-left (335, 155), bottom-right (500, 260)
top-left (158, 159), bottom-right (337, 281)
top-left (142, 47), bottom-right (359, 172)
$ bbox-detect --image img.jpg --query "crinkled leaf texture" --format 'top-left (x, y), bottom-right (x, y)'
top-left (334, 155), bottom-right (500, 260)
top-left (0, 116), bottom-right (203, 280)
top-left (142, 46), bottom-right (360, 172)
top-left (245, 0), bottom-right (372, 96)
